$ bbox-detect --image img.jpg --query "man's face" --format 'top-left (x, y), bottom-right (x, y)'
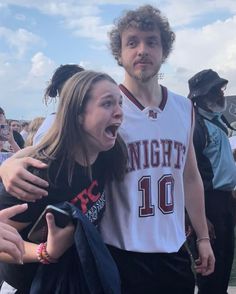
top-left (10, 121), bottom-right (21, 132)
top-left (119, 27), bottom-right (163, 83)
top-left (206, 86), bottom-right (227, 113)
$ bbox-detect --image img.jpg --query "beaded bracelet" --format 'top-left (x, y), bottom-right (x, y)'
top-left (37, 242), bottom-right (48, 264)
top-left (196, 237), bottom-right (210, 244)
top-left (37, 242), bottom-right (58, 264)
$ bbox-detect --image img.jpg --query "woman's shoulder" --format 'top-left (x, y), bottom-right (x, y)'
top-left (33, 114), bottom-right (56, 145)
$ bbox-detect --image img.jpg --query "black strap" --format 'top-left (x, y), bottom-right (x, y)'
top-left (221, 114), bottom-right (236, 131)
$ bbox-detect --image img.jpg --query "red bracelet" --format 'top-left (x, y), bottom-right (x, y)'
top-left (36, 242), bottom-right (58, 264)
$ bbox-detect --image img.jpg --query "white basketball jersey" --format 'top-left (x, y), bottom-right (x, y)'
top-left (99, 85), bottom-right (193, 253)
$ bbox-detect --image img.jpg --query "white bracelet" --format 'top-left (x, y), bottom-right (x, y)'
top-left (196, 237), bottom-right (210, 243)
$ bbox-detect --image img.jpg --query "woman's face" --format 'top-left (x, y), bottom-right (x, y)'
top-left (80, 79), bottom-right (123, 160)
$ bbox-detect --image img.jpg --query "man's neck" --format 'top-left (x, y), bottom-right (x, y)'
top-left (122, 74), bottom-right (162, 108)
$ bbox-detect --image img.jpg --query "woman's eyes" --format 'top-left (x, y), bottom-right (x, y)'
top-left (102, 100), bottom-right (112, 107)
top-left (102, 99), bottom-right (122, 108)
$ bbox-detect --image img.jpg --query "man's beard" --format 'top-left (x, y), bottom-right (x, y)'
top-left (126, 63), bottom-right (161, 83)
top-left (208, 98), bottom-right (227, 113)
top-left (134, 70), bottom-right (158, 82)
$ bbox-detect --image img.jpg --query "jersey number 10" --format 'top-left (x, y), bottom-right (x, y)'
top-left (139, 174), bottom-right (174, 217)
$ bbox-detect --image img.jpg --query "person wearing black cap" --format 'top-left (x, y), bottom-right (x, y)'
top-left (188, 69), bottom-right (236, 294)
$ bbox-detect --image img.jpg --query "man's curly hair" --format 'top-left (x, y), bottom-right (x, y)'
top-left (109, 5), bottom-right (176, 66)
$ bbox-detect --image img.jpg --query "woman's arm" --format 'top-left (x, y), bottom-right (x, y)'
top-left (0, 213), bottom-right (74, 264)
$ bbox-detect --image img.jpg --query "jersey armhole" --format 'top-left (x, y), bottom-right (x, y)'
top-left (191, 102), bottom-right (194, 128)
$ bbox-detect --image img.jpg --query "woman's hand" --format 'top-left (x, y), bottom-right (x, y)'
top-left (45, 213), bottom-right (75, 260)
top-left (0, 204), bottom-right (28, 263)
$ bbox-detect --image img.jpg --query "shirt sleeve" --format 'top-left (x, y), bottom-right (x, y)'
top-left (33, 114), bottom-right (55, 145)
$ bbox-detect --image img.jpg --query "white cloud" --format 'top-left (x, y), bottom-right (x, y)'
top-left (1, 0), bottom-right (236, 119)
top-left (18, 52), bottom-right (56, 95)
top-left (0, 3), bottom-right (8, 9)
top-left (0, 27), bottom-right (43, 58)
top-left (67, 16), bottom-right (111, 42)
top-left (0, 53), bottom-right (11, 76)
top-left (0, 1), bottom-right (154, 43)
top-left (3, 0), bottom-right (236, 45)
top-left (44, 2), bottom-right (101, 17)
top-left (79, 60), bottom-right (92, 70)
top-left (161, 0), bottom-right (236, 27)
top-left (89, 44), bottom-right (108, 51)
top-left (15, 13), bottom-right (26, 21)
top-left (166, 15), bottom-right (236, 95)
top-left (0, 51), bottom-right (56, 120)
top-left (29, 52), bottom-right (55, 77)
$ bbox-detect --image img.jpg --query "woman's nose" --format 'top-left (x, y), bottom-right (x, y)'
top-left (114, 104), bottom-right (123, 119)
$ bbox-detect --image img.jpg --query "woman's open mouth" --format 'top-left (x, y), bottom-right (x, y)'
top-left (105, 124), bottom-right (120, 138)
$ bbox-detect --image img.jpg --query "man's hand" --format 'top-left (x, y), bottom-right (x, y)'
top-left (6, 129), bottom-right (20, 153)
top-left (0, 204), bottom-right (28, 263)
top-left (195, 239), bottom-right (215, 276)
top-left (0, 157), bottom-right (49, 202)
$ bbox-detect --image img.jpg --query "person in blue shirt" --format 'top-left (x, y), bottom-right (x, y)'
top-left (188, 69), bottom-right (236, 294)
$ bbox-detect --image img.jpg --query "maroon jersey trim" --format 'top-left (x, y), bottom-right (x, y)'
top-left (119, 84), bottom-right (168, 111)
top-left (159, 86), bottom-right (167, 111)
top-left (119, 84), bottom-right (144, 110)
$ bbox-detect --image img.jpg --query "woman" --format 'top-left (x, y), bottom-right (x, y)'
top-left (33, 64), bottom-right (84, 145)
top-left (24, 117), bottom-right (45, 147)
top-left (0, 70), bottom-right (127, 293)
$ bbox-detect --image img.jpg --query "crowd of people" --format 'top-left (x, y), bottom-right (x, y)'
top-left (0, 110), bottom-right (45, 165)
top-left (0, 4), bottom-right (235, 294)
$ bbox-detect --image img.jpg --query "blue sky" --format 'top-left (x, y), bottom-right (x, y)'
top-left (0, 0), bottom-right (236, 120)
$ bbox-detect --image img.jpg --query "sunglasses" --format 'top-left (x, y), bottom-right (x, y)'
top-left (209, 85), bottom-right (226, 96)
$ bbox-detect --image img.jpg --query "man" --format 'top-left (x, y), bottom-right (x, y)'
top-left (188, 69), bottom-right (236, 294)
top-left (9, 120), bottom-right (21, 134)
top-left (0, 5), bottom-right (214, 293)
top-left (8, 120), bottom-right (24, 149)
top-left (98, 6), bottom-right (214, 293)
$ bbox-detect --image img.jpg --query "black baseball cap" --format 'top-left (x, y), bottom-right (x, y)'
top-left (188, 69), bottom-right (228, 100)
